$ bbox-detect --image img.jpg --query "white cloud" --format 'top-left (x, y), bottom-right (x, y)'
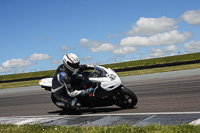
top-left (60, 45), bottom-right (69, 51)
top-left (127, 16), bottom-right (178, 36)
top-left (181, 10), bottom-right (200, 25)
top-left (113, 46), bottom-right (137, 54)
top-left (150, 48), bottom-right (165, 57)
top-left (79, 10), bottom-right (199, 58)
top-left (164, 45), bottom-right (179, 52)
top-left (79, 38), bottom-right (90, 47)
top-left (52, 60), bottom-right (62, 64)
top-left (0, 53), bottom-right (52, 74)
top-left (79, 38), bottom-right (101, 47)
top-left (149, 45), bottom-right (179, 58)
top-left (0, 66), bottom-right (11, 73)
top-left (2, 58), bottom-right (32, 68)
top-left (81, 56), bottom-right (92, 61)
top-left (121, 30), bottom-right (192, 47)
top-left (90, 43), bottom-right (116, 52)
top-left (80, 38), bottom-right (116, 52)
top-left (28, 53), bottom-right (51, 60)
top-left (0, 58), bottom-right (33, 74)
top-left (184, 40), bottom-right (200, 53)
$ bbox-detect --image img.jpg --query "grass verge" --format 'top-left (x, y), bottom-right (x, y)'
top-left (0, 70), bottom-right (55, 82)
top-left (0, 80), bottom-right (39, 89)
top-left (0, 63), bottom-right (200, 89)
top-left (117, 63), bottom-right (200, 77)
top-left (103, 52), bottom-right (200, 69)
top-left (0, 124), bottom-right (200, 133)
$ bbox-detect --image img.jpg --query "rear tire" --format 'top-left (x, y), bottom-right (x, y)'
top-left (114, 87), bottom-right (137, 109)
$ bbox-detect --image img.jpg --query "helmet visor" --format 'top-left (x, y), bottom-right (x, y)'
top-left (67, 61), bottom-right (80, 69)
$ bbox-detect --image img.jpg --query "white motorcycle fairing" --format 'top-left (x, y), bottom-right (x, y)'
top-left (89, 66), bottom-right (121, 91)
top-left (39, 78), bottom-right (52, 91)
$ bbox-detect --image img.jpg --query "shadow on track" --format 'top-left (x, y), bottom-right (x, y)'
top-left (48, 107), bottom-right (122, 115)
top-left (49, 108), bottom-right (117, 115)
top-left (48, 107), bottom-right (138, 115)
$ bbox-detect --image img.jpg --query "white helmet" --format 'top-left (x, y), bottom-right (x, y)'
top-left (63, 53), bottom-right (80, 72)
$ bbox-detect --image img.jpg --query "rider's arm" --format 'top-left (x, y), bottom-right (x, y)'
top-left (79, 64), bottom-right (94, 71)
top-left (58, 72), bottom-right (81, 97)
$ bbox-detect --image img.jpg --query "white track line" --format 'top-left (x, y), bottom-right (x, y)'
top-left (14, 118), bottom-right (45, 125)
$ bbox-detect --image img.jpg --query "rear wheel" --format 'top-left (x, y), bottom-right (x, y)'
top-left (114, 87), bottom-right (137, 109)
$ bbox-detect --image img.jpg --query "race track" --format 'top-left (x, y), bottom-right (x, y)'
top-left (0, 69), bottom-right (200, 126)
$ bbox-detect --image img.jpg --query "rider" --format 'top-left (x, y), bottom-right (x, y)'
top-left (52, 53), bottom-right (94, 110)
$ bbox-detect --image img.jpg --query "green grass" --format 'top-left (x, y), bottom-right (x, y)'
top-left (104, 52), bottom-right (200, 69)
top-left (0, 70), bottom-right (55, 82)
top-left (0, 80), bottom-right (39, 89)
top-left (0, 124), bottom-right (200, 133)
top-left (117, 63), bottom-right (200, 77)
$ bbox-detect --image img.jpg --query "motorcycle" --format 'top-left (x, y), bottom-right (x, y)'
top-left (39, 65), bottom-right (137, 111)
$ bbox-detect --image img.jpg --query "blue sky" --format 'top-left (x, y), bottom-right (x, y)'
top-left (0, 0), bottom-right (200, 75)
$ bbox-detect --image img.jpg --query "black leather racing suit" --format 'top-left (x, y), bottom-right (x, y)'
top-left (52, 64), bottom-right (94, 107)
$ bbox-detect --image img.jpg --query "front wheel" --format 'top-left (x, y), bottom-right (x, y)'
top-left (114, 87), bottom-right (137, 109)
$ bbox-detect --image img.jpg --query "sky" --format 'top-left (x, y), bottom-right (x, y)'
top-left (0, 0), bottom-right (200, 75)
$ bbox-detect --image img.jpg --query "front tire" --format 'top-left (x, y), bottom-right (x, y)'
top-left (114, 87), bottom-right (137, 109)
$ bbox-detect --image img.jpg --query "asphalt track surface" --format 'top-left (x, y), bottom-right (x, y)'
top-left (0, 68), bottom-right (200, 126)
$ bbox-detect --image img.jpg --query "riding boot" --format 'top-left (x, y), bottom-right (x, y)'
top-left (71, 98), bottom-right (81, 110)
